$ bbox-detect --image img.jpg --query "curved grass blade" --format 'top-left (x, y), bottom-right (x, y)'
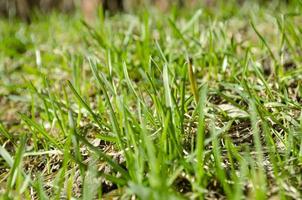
top-left (88, 58), bottom-right (125, 149)
top-left (19, 113), bottom-right (61, 149)
top-left (67, 80), bottom-right (103, 129)
top-left (74, 132), bottom-right (130, 180)
top-left (188, 58), bottom-right (199, 104)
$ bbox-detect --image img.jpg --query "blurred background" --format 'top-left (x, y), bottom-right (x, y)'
top-left (0, 0), bottom-right (292, 23)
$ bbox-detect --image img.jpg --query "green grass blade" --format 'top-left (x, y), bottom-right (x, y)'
top-left (67, 80), bottom-right (104, 129)
top-left (19, 113), bottom-right (61, 149)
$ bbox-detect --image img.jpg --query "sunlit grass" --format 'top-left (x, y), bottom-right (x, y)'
top-left (0, 1), bottom-right (301, 199)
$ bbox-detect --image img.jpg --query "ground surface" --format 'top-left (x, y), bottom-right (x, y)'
top-left (0, 1), bottom-right (302, 199)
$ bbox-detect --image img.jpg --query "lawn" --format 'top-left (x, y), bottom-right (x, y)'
top-left (0, 1), bottom-right (302, 199)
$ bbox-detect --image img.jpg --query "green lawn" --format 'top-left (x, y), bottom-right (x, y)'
top-left (0, 1), bottom-right (302, 199)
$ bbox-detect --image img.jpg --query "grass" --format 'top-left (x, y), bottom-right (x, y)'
top-left (0, 1), bottom-right (302, 199)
